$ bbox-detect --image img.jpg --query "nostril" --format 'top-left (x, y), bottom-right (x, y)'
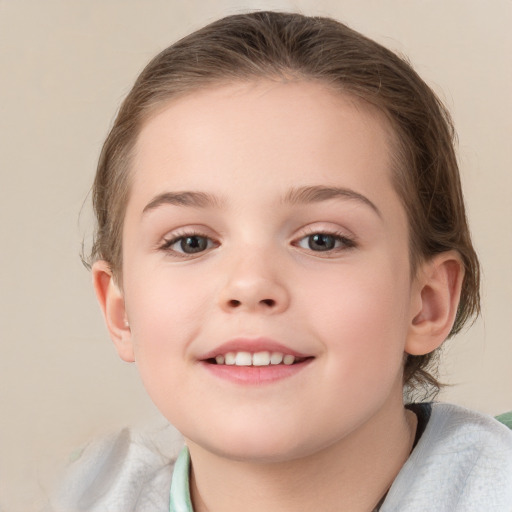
top-left (225, 298), bottom-right (278, 309)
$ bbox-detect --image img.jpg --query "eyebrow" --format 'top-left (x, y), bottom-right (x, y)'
top-left (142, 191), bottom-right (223, 214)
top-left (142, 185), bottom-right (381, 217)
top-left (283, 185), bottom-right (381, 217)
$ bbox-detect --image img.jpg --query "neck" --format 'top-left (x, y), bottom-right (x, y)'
top-left (187, 400), bottom-right (417, 512)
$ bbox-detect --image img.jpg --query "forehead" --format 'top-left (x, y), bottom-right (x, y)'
top-left (129, 80), bottom-right (399, 212)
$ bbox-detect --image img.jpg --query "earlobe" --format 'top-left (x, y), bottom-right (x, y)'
top-left (405, 251), bottom-right (464, 356)
top-left (92, 261), bottom-right (135, 363)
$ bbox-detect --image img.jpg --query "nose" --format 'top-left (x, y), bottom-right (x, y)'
top-left (217, 253), bottom-right (290, 314)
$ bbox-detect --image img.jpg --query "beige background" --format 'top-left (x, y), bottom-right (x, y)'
top-left (1, 0), bottom-right (510, 510)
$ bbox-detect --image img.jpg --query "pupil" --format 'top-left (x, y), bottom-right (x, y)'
top-left (181, 236), bottom-right (207, 253)
top-left (309, 234), bottom-right (335, 251)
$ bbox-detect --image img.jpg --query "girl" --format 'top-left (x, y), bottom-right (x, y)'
top-left (55, 11), bottom-right (512, 511)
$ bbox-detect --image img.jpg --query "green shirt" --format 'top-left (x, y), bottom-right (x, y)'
top-left (170, 446), bottom-right (193, 512)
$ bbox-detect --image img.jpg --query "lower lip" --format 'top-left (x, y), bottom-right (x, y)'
top-left (199, 359), bottom-right (313, 385)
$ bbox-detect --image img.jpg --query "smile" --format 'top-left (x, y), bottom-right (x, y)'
top-left (199, 338), bottom-right (314, 384)
top-left (211, 351), bottom-right (304, 366)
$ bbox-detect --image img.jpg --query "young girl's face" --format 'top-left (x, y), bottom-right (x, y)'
top-left (115, 80), bottom-right (421, 462)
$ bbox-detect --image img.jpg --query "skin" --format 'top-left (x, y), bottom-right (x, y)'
top-left (93, 80), bottom-right (463, 511)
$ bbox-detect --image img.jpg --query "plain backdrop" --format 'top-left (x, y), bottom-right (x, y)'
top-left (0, 1), bottom-right (511, 510)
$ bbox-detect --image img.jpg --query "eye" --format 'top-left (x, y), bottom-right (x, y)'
top-left (161, 234), bottom-right (216, 255)
top-left (296, 232), bottom-right (355, 252)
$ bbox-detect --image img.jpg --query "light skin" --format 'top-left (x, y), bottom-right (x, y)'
top-left (93, 80), bottom-right (463, 511)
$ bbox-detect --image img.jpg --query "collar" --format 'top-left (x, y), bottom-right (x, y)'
top-left (170, 446), bottom-right (194, 512)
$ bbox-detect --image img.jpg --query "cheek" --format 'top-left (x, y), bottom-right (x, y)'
top-left (305, 259), bottom-right (409, 324)
top-left (124, 272), bottom-right (210, 376)
top-left (302, 262), bottom-right (411, 373)
top-left (124, 287), bottom-right (199, 420)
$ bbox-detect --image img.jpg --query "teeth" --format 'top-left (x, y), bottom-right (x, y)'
top-left (253, 351), bottom-right (270, 366)
top-left (283, 355), bottom-right (295, 365)
top-left (213, 351), bottom-right (299, 366)
top-left (270, 352), bottom-right (283, 365)
top-left (235, 351), bottom-right (252, 366)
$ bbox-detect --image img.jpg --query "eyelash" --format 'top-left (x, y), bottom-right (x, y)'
top-left (159, 229), bottom-right (356, 258)
top-left (159, 230), bottom-right (219, 258)
top-left (293, 229), bottom-right (356, 255)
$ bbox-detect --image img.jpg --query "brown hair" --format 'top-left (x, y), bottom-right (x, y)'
top-left (87, 11), bottom-right (480, 395)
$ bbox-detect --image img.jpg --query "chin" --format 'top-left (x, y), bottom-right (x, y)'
top-left (187, 423), bottom-right (327, 464)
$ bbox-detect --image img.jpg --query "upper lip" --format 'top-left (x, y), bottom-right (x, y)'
top-left (199, 337), bottom-right (311, 360)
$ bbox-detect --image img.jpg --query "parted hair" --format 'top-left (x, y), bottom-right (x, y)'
top-left (87, 11), bottom-right (480, 395)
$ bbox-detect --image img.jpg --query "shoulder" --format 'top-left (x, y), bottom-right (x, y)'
top-left (423, 402), bottom-right (512, 446)
top-left (425, 402), bottom-right (512, 470)
top-left (382, 402), bottom-right (512, 512)
top-left (49, 424), bottom-right (183, 512)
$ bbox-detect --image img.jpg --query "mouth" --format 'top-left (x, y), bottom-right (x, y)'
top-left (199, 338), bottom-right (314, 384)
top-left (205, 351), bottom-right (310, 367)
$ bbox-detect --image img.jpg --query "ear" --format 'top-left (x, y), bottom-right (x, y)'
top-left (405, 251), bottom-right (464, 356)
top-left (92, 260), bottom-right (135, 363)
